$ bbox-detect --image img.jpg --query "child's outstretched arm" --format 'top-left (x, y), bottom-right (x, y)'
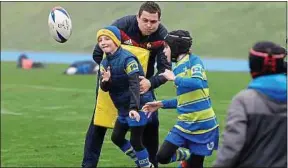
top-left (161, 98), bottom-right (177, 109)
top-left (142, 98), bottom-right (177, 118)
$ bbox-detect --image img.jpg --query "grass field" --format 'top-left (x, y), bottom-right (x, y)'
top-left (1, 2), bottom-right (286, 58)
top-left (1, 62), bottom-right (251, 167)
top-left (1, 2), bottom-right (284, 167)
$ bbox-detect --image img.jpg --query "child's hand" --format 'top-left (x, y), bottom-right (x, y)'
top-left (101, 66), bottom-right (111, 82)
top-left (129, 110), bottom-right (140, 122)
top-left (142, 101), bottom-right (163, 118)
top-left (159, 69), bottom-right (176, 81)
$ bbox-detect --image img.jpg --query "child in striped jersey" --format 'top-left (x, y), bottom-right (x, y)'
top-left (143, 30), bottom-right (219, 168)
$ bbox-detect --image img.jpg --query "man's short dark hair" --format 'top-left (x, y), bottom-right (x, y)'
top-left (138, 1), bottom-right (161, 19)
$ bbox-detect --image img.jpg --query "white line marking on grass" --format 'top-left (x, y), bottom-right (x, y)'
top-left (1, 109), bottom-right (22, 115)
top-left (2, 84), bottom-right (95, 93)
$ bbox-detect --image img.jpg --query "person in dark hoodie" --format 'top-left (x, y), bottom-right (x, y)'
top-left (213, 41), bottom-right (287, 168)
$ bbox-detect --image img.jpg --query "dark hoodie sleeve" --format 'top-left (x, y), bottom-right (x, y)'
top-left (149, 46), bottom-right (172, 90)
top-left (149, 25), bottom-right (171, 90)
top-left (128, 72), bottom-right (140, 111)
top-left (100, 79), bottom-right (111, 92)
top-left (213, 93), bottom-right (248, 167)
top-left (92, 44), bottom-right (104, 65)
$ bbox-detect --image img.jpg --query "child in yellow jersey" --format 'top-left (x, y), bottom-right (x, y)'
top-left (143, 30), bottom-right (219, 168)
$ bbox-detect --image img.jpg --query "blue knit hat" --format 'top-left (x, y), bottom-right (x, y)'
top-left (96, 26), bottom-right (121, 46)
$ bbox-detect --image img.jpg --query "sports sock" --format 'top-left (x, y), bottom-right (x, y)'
top-left (170, 148), bottom-right (190, 163)
top-left (120, 140), bottom-right (139, 166)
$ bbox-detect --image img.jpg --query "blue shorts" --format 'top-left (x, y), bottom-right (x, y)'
top-left (117, 91), bottom-right (158, 125)
top-left (117, 111), bottom-right (148, 127)
top-left (165, 127), bottom-right (219, 156)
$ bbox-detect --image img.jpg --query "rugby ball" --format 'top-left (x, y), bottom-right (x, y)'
top-left (48, 6), bottom-right (72, 43)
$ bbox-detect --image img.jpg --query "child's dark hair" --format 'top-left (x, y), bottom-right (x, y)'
top-left (138, 1), bottom-right (161, 19)
top-left (249, 41), bottom-right (286, 78)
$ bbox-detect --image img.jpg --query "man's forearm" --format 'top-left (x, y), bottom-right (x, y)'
top-left (149, 46), bottom-right (171, 90)
top-left (149, 75), bottom-right (168, 90)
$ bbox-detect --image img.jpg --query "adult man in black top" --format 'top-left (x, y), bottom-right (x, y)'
top-left (82, 2), bottom-right (171, 168)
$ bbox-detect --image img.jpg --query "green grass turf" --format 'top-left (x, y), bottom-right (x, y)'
top-left (1, 2), bottom-right (286, 59)
top-left (1, 62), bottom-right (251, 167)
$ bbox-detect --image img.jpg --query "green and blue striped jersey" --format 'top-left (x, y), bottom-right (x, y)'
top-left (162, 54), bottom-right (218, 134)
